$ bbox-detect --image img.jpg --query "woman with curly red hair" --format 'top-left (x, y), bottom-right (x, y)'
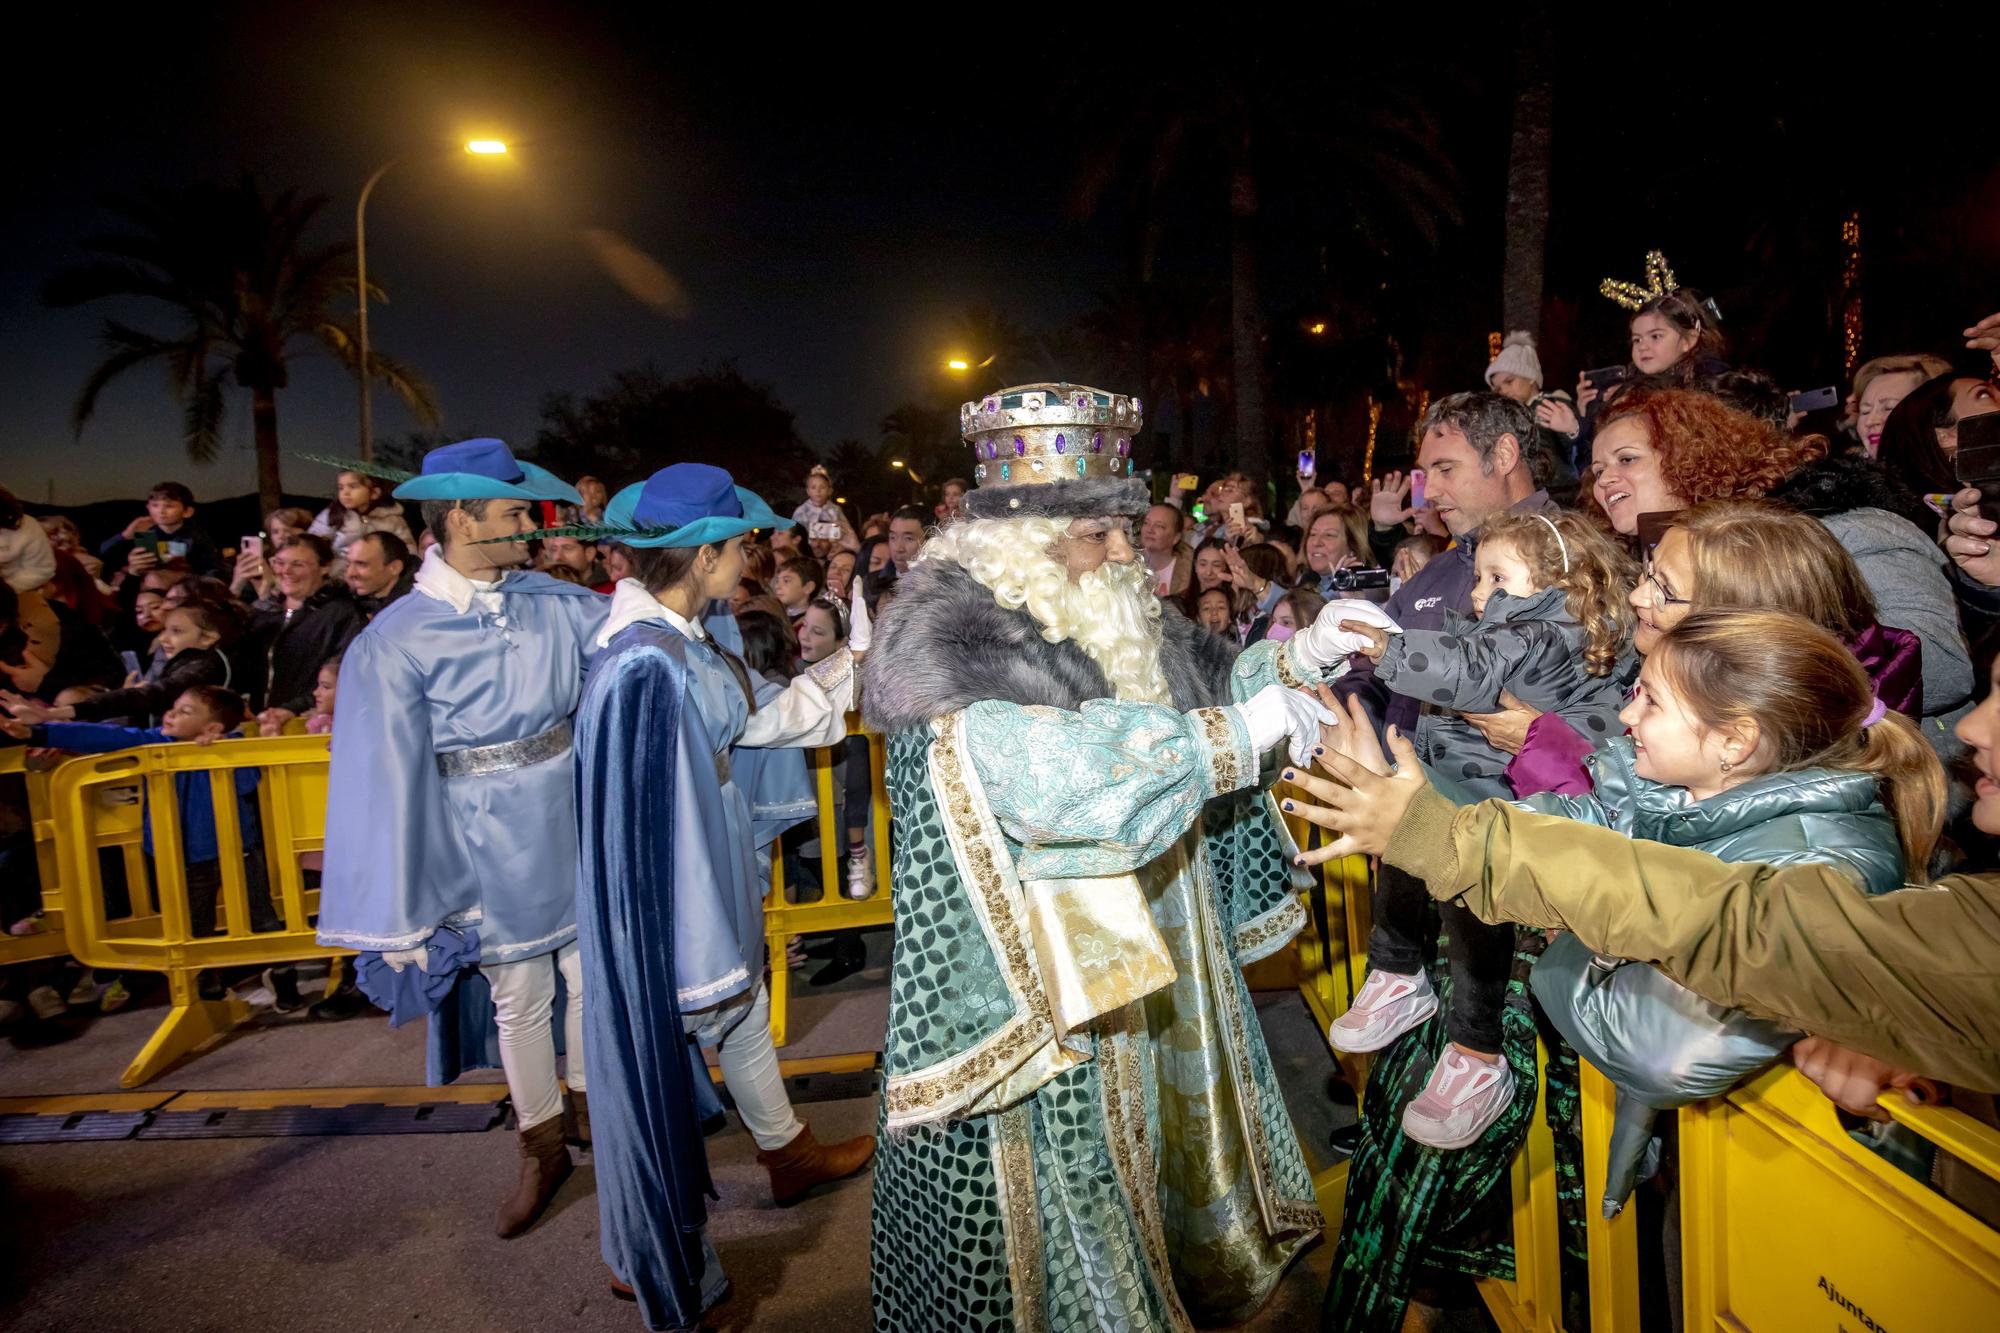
top-left (1550, 385), bottom-right (1971, 755)
top-left (1587, 387), bottom-right (1826, 537)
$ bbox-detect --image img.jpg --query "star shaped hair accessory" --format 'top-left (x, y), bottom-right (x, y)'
top-left (1600, 250), bottom-right (1680, 311)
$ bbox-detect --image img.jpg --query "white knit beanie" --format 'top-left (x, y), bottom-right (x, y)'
top-left (1486, 331), bottom-right (1543, 389)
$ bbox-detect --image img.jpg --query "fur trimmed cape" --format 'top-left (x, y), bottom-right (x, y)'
top-left (861, 555), bottom-right (1239, 731)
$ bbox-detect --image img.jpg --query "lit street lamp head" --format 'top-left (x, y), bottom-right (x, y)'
top-left (465, 139), bottom-right (509, 155)
top-left (945, 358), bottom-right (970, 371)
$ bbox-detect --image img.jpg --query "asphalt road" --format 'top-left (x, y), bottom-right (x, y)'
top-left (0, 953), bottom-right (1346, 1331)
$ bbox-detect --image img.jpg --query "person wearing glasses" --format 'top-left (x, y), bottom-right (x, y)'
top-left (1486, 499), bottom-right (1923, 797)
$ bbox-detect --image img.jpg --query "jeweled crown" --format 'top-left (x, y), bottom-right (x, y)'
top-left (962, 383), bottom-right (1143, 489)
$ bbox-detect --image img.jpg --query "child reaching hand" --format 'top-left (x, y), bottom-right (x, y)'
top-left (1323, 509), bottom-right (1637, 1148)
top-left (1, 684), bottom-right (300, 1007)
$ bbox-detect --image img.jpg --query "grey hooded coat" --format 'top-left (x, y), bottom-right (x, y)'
top-left (1374, 585), bottom-right (1635, 799)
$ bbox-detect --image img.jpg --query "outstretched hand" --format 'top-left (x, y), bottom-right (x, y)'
top-left (1277, 693), bottom-right (1430, 863)
top-left (1369, 471), bottom-right (1414, 528)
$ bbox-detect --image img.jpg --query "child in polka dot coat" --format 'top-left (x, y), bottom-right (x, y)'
top-left (1316, 508), bottom-right (1637, 1150)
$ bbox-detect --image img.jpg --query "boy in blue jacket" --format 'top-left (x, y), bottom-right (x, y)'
top-left (2, 684), bottom-right (298, 1006)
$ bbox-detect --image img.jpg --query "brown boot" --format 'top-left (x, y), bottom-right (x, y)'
top-left (565, 1089), bottom-right (591, 1149)
top-left (495, 1116), bottom-right (574, 1238)
top-left (755, 1122), bottom-right (876, 1206)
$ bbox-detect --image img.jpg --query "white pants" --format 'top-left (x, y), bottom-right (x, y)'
top-left (485, 941), bottom-right (585, 1131)
top-left (685, 982), bottom-right (801, 1151)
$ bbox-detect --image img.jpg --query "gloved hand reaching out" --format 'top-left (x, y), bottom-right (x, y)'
top-left (1238, 683), bottom-right (1342, 768)
top-left (1295, 599), bottom-right (1403, 670)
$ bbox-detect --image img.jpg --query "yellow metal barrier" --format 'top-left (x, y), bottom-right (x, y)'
top-left (47, 733), bottom-right (347, 1086)
top-left (762, 715), bottom-right (892, 1047)
top-left (0, 748), bottom-right (69, 967)
top-left (1287, 836), bottom-right (2000, 1331)
top-left (1681, 1065), bottom-right (2000, 1332)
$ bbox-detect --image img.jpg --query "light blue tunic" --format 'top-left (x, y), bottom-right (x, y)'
top-left (317, 569), bottom-right (609, 964)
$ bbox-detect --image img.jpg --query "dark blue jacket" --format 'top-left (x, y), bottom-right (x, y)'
top-left (31, 723), bottom-right (260, 863)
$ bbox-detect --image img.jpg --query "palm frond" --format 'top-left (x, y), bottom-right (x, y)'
top-left (475, 522), bottom-right (676, 546)
top-left (71, 321), bottom-right (178, 434)
top-left (292, 451), bottom-right (417, 484)
top-left (313, 320), bottom-right (441, 427)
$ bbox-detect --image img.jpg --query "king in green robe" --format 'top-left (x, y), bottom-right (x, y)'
top-left (861, 381), bottom-right (1332, 1332)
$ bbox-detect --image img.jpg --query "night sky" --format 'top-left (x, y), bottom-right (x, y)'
top-left (3, 6), bottom-right (1995, 506)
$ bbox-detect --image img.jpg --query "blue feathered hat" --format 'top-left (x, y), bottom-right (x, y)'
top-left (391, 438), bottom-right (582, 504)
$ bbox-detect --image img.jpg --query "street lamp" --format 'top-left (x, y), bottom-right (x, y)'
top-left (355, 138), bottom-right (511, 461)
top-left (889, 458), bottom-right (927, 485)
top-left (945, 358), bottom-right (970, 372)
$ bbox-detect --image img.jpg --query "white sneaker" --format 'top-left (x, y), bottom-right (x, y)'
top-left (1401, 1046), bottom-right (1515, 1150)
top-left (1328, 969), bottom-right (1438, 1053)
top-left (844, 848), bottom-right (874, 900)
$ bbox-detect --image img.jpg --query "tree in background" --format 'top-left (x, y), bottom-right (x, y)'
top-left (1501, 0), bottom-right (1555, 337)
top-left (1066, 48), bottom-right (1457, 485)
top-left (530, 360), bottom-right (816, 505)
top-left (46, 173), bottom-right (438, 517)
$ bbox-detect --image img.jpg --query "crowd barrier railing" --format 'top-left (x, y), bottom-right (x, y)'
top-left (1679, 1064), bottom-right (2000, 1332)
top-left (0, 748), bottom-right (70, 968)
top-left (46, 733), bottom-right (346, 1087)
top-left (762, 714), bottom-right (893, 1047)
top-left (1286, 834), bottom-right (2000, 1330)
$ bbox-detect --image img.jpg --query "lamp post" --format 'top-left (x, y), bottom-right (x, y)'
top-left (355, 139), bottom-right (509, 461)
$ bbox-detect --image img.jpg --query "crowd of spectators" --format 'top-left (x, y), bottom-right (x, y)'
top-left (1, 297), bottom-right (1995, 1280)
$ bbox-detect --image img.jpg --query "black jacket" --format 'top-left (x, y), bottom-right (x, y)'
top-left (69, 646), bottom-right (231, 726)
top-left (354, 568), bottom-right (416, 620)
top-left (251, 583), bottom-right (364, 713)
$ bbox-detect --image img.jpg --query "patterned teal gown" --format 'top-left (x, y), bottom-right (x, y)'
top-left (869, 640), bottom-right (1327, 1331)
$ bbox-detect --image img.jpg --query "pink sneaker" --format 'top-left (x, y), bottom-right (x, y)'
top-left (1402, 1046), bottom-right (1514, 1149)
top-left (1328, 969), bottom-right (1438, 1054)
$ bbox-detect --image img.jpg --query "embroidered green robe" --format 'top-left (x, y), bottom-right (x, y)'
top-left (870, 639), bottom-right (1324, 1332)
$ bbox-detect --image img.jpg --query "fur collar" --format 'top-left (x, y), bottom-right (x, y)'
top-left (1769, 451), bottom-right (1920, 523)
top-left (861, 557), bottom-right (1238, 732)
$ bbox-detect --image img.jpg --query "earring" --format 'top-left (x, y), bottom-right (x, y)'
top-left (1718, 759), bottom-right (1734, 773)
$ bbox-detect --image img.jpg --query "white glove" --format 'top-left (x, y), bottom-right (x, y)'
top-left (380, 945), bottom-right (430, 974)
top-left (848, 574), bottom-right (873, 654)
top-left (1296, 598), bottom-right (1403, 669)
top-left (1237, 683), bottom-right (1340, 767)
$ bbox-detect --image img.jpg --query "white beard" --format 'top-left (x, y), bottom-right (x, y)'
top-left (1033, 557), bottom-right (1172, 704)
top-left (920, 517), bottom-right (1172, 705)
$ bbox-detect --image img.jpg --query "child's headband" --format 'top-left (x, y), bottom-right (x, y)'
top-left (1531, 513), bottom-right (1569, 574)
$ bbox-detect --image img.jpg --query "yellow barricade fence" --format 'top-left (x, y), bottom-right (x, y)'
top-left (0, 747), bottom-right (69, 968)
top-left (1285, 832), bottom-right (2000, 1330)
top-left (1680, 1065), bottom-right (2000, 1332)
top-left (762, 714), bottom-right (893, 1048)
top-left (47, 733), bottom-right (346, 1087)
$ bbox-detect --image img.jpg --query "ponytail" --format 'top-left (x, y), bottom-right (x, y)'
top-left (1652, 610), bottom-right (1947, 882)
top-left (1839, 709), bottom-right (1945, 882)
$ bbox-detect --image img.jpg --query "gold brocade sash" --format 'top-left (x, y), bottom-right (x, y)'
top-left (883, 712), bottom-right (1181, 1129)
top-left (1023, 875), bottom-right (1178, 1042)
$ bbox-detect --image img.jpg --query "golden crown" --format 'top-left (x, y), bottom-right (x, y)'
top-left (962, 383), bottom-right (1143, 489)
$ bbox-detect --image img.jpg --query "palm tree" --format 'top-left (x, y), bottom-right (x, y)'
top-left (46, 173), bottom-right (439, 515)
top-left (1068, 59), bottom-right (1458, 485)
top-left (1501, 0), bottom-right (1556, 336)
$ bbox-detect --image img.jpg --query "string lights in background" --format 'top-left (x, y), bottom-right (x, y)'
top-left (1841, 211), bottom-right (1863, 376)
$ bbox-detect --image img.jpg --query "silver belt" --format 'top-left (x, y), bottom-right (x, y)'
top-left (437, 720), bottom-right (573, 778)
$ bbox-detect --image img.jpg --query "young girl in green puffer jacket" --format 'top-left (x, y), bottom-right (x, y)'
top-left (1527, 608), bottom-right (1948, 1215)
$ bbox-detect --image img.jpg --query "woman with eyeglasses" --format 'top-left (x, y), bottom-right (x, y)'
top-left (1497, 499), bottom-right (1925, 798)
